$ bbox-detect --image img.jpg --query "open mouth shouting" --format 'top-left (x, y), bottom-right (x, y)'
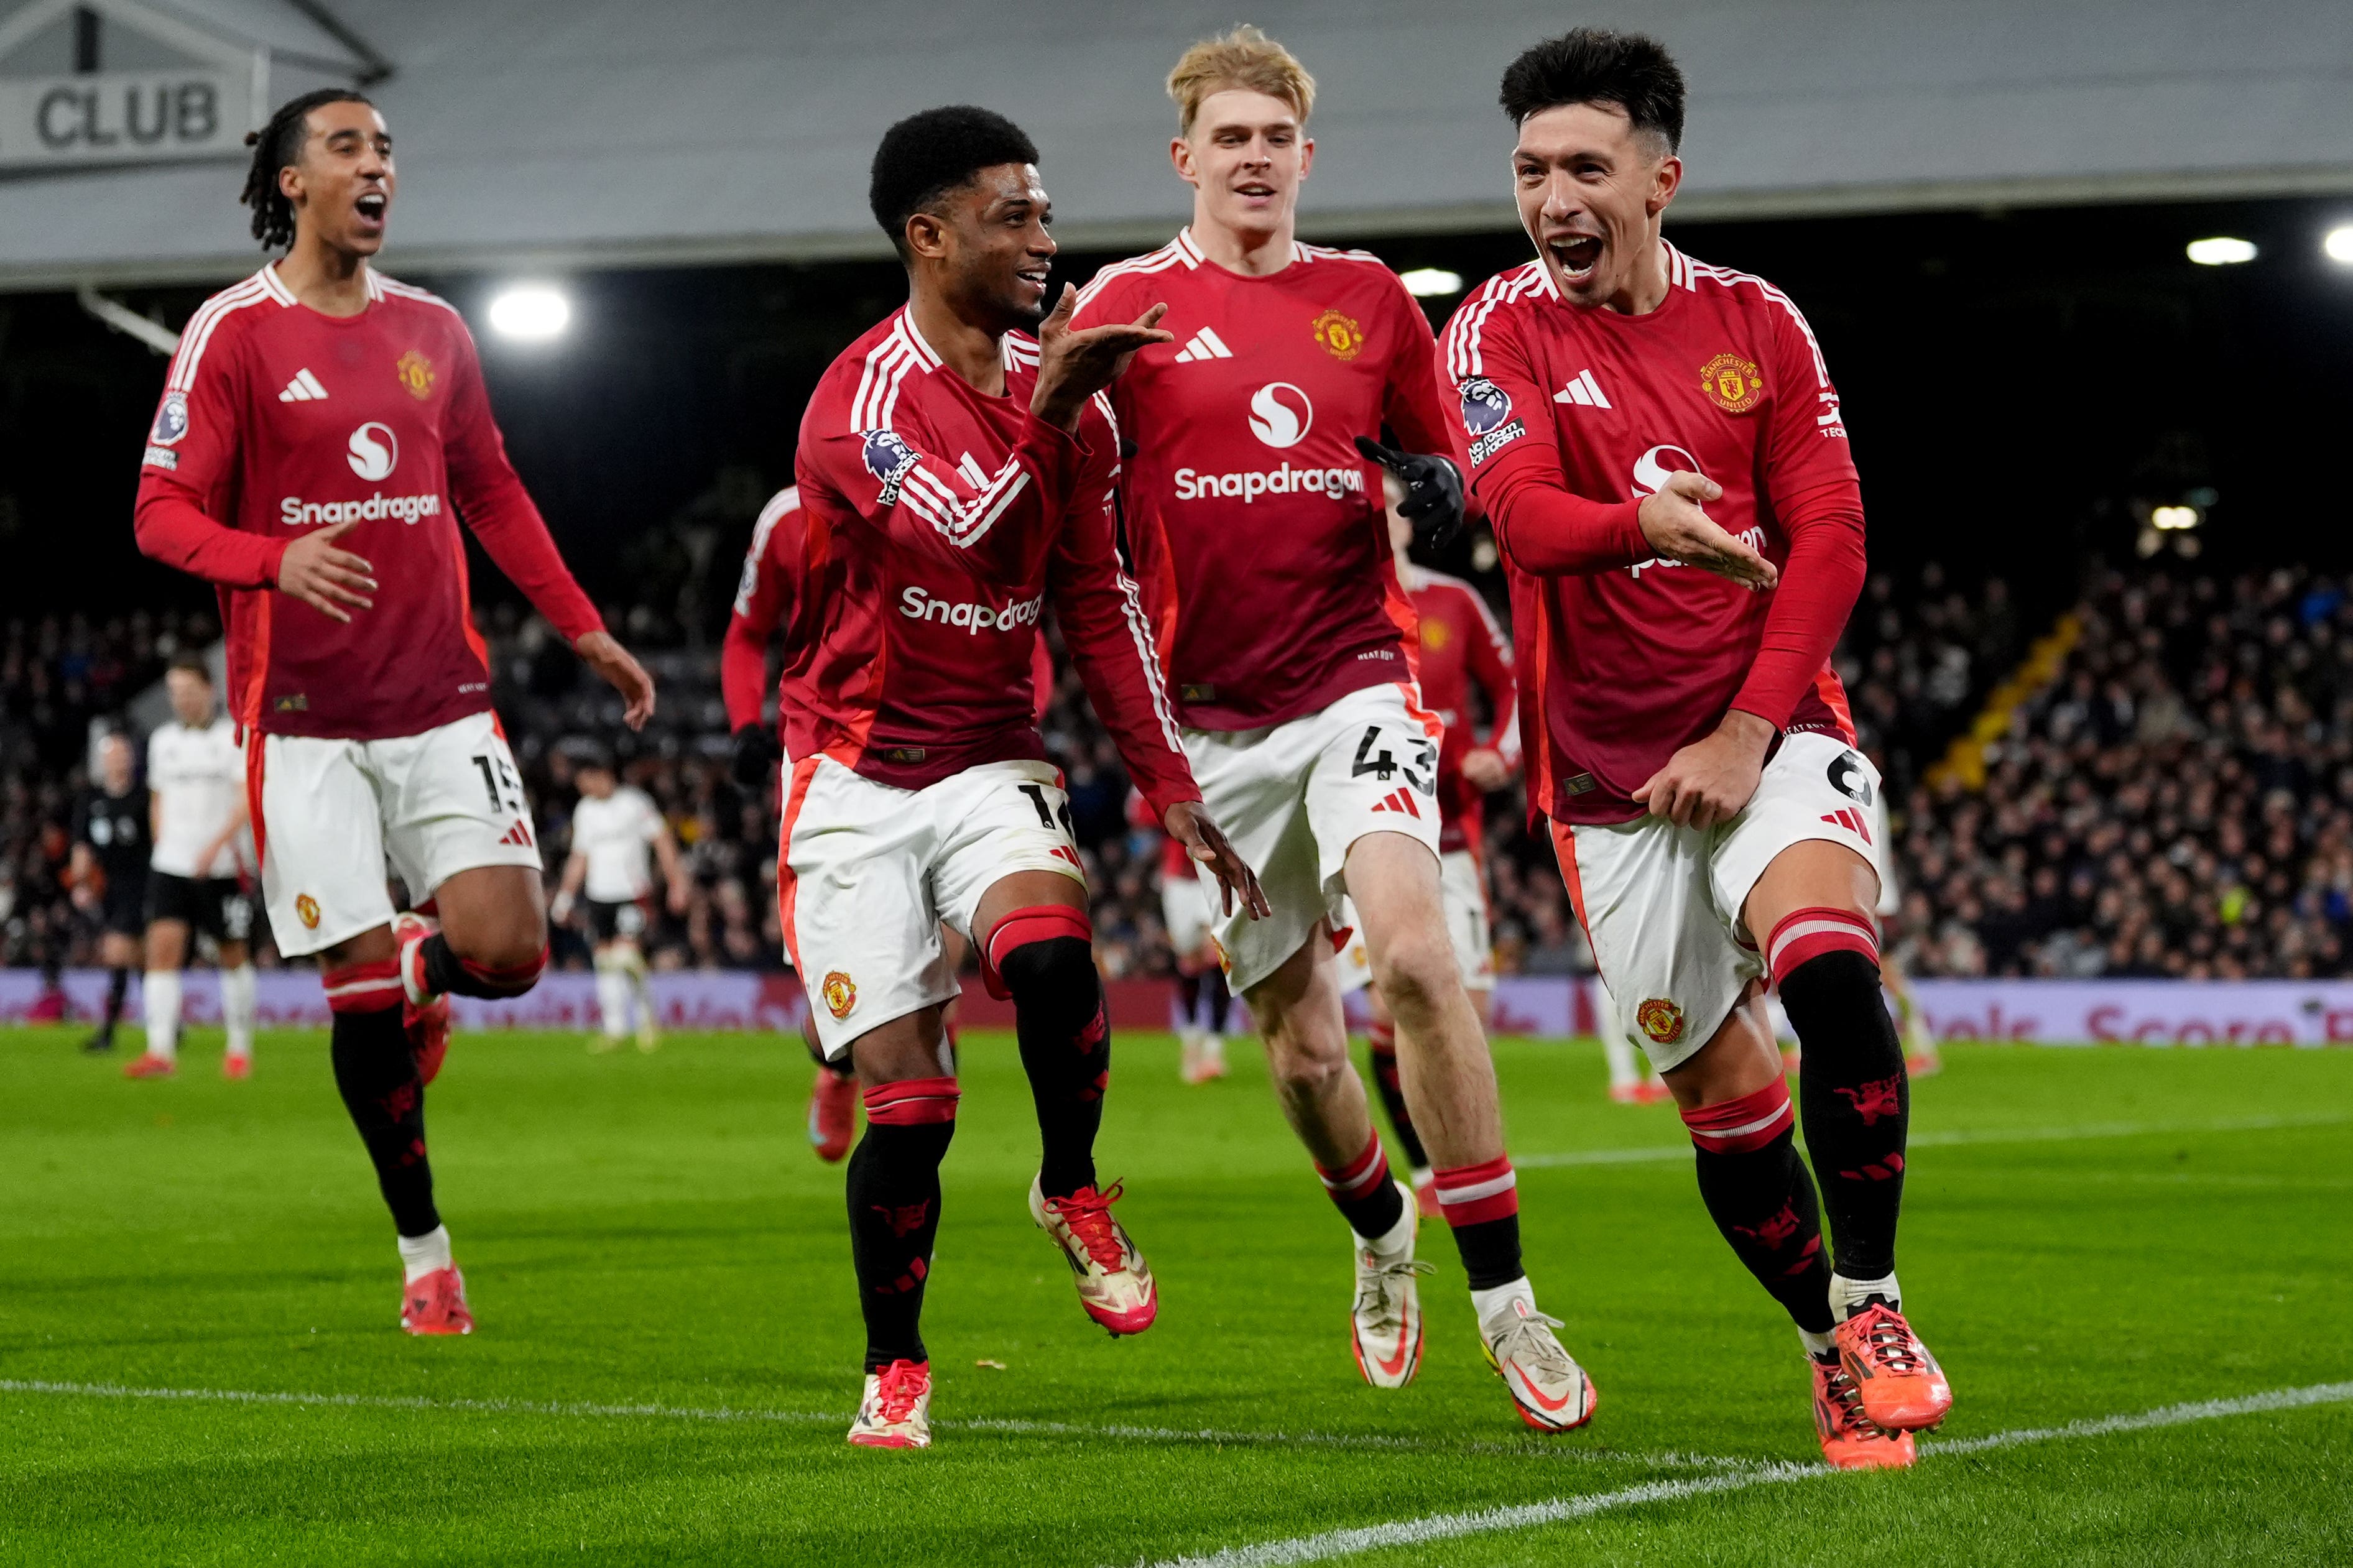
top-left (1545, 231), bottom-right (1603, 285)
top-left (353, 190), bottom-right (389, 233)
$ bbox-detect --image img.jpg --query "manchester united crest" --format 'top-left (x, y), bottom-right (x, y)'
top-left (1699, 352), bottom-right (1764, 413)
top-left (295, 894), bottom-right (321, 931)
top-left (395, 349), bottom-right (435, 401)
top-left (821, 970), bottom-right (858, 1020)
top-left (1310, 308), bottom-right (1364, 361)
top-left (1635, 997), bottom-right (1685, 1045)
top-left (1420, 617), bottom-right (1453, 652)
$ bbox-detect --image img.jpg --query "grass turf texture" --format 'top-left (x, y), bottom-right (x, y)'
top-left (1, 1026), bottom-right (2348, 1566)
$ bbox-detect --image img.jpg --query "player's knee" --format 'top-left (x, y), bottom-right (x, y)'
top-left (452, 937), bottom-right (548, 997)
top-left (1369, 929), bottom-right (1457, 1016)
top-left (1769, 906), bottom-right (1883, 1029)
top-left (982, 904), bottom-right (1094, 1003)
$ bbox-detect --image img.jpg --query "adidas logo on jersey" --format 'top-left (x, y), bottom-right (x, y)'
top-left (1820, 808), bottom-right (1872, 845)
top-left (1370, 788), bottom-right (1423, 819)
top-left (1553, 369), bottom-right (1611, 408)
top-left (1173, 327), bottom-right (1234, 363)
top-left (277, 368), bottom-right (330, 402)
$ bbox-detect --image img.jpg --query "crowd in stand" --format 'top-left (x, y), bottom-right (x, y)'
top-left (11, 561), bottom-right (2353, 984)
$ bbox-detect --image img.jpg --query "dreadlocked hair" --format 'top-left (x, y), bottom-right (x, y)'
top-left (241, 88), bottom-right (374, 250)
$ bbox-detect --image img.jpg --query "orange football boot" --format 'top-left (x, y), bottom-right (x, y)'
top-left (222, 1053), bottom-right (251, 1080)
top-left (808, 1067), bottom-right (857, 1163)
top-left (1836, 1301), bottom-right (1953, 1431)
top-left (1811, 1353), bottom-right (1916, 1469)
top-left (400, 1266), bottom-right (474, 1335)
top-left (122, 1053), bottom-right (175, 1079)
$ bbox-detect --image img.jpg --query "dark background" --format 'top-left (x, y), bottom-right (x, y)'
top-left (5, 195), bottom-right (2349, 629)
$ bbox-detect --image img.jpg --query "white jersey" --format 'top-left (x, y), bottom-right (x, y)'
top-left (571, 786), bottom-right (664, 902)
top-left (147, 716), bottom-right (246, 879)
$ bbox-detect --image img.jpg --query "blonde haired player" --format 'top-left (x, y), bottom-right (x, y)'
top-left (551, 752), bottom-right (690, 1051)
top-left (1071, 25), bottom-right (1593, 1428)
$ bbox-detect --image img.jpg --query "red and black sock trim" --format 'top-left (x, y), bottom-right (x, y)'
top-left (1433, 1156), bottom-right (1522, 1290)
top-left (992, 906), bottom-right (1110, 1200)
top-left (847, 1076), bottom-right (959, 1372)
top-left (1778, 929), bottom-right (1910, 1282)
top-left (1315, 1131), bottom-right (1407, 1242)
top-left (420, 936), bottom-right (547, 1000)
top-left (322, 958), bottom-right (404, 1015)
top-left (1684, 1080), bottom-right (1833, 1333)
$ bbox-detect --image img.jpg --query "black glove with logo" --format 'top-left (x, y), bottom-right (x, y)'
top-left (1355, 435), bottom-right (1466, 550)
top-left (730, 722), bottom-right (781, 790)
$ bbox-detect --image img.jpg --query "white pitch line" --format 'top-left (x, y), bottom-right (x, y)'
top-left (1516, 1110), bottom-right (2352, 1169)
top-left (0, 1378), bottom-right (1737, 1471)
top-left (1142, 1380), bottom-right (2353, 1568)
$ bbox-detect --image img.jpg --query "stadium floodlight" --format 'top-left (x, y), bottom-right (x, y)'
top-left (1399, 267), bottom-right (1464, 297)
top-left (2184, 237), bottom-right (2256, 266)
top-left (2326, 225), bottom-right (2353, 264)
top-left (488, 285), bottom-right (571, 341)
top-left (2150, 504), bottom-right (2200, 531)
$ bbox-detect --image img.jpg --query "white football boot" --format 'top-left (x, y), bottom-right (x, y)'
top-left (846, 1358), bottom-right (931, 1449)
top-left (1479, 1296), bottom-right (1598, 1431)
top-left (1350, 1182), bottom-right (1433, 1388)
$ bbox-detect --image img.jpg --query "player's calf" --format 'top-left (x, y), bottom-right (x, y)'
top-left (1680, 1077), bottom-right (1836, 1339)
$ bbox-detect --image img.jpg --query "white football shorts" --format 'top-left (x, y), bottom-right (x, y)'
top-left (1554, 730), bottom-right (1887, 1074)
top-left (1183, 683), bottom-right (1444, 995)
top-left (780, 754), bottom-right (1084, 1059)
top-left (1440, 848), bottom-right (1497, 989)
top-left (252, 709), bottom-right (542, 959)
top-left (1160, 864), bottom-right (1214, 961)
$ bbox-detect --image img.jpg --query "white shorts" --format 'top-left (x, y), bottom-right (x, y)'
top-left (253, 710), bottom-right (541, 959)
top-left (1161, 867), bottom-right (1214, 961)
top-left (1440, 848), bottom-right (1496, 988)
top-left (1333, 897), bottom-right (1374, 995)
top-left (780, 754), bottom-right (1084, 1059)
top-left (1184, 683), bottom-right (1444, 995)
top-left (1555, 731), bottom-right (1887, 1074)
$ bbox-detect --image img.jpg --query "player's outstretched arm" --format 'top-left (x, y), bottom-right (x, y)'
top-left (1029, 285), bottom-right (1172, 433)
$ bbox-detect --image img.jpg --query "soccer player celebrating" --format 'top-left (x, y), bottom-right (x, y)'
top-left (551, 749), bottom-right (689, 1052)
top-left (1440, 30), bottom-right (1951, 1467)
top-left (68, 732), bottom-right (149, 1056)
top-left (1359, 474), bottom-right (1519, 1215)
top-left (1072, 27), bottom-right (1593, 1426)
top-left (135, 657), bottom-right (262, 1078)
top-left (132, 89), bottom-right (655, 1335)
top-left (791, 107), bottom-right (1263, 1449)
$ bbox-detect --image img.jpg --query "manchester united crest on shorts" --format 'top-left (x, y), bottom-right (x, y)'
top-left (1635, 997), bottom-right (1686, 1045)
top-left (821, 970), bottom-right (858, 1020)
top-left (1310, 308), bottom-right (1364, 361)
top-left (395, 349), bottom-right (435, 401)
top-left (1699, 352), bottom-right (1764, 413)
top-left (295, 894), bottom-right (321, 930)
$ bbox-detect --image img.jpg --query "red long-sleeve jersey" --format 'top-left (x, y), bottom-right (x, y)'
top-left (789, 308), bottom-right (1196, 818)
top-left (1071, 231), bottom-right (1456, 730)
top-left (723, 482), bottom-right (1053, 734)
top-left (1439, 245), bottom-right (1865, 826)
top-left (1405, 566), bottom-right (1518, 855)
top-left (132, 264), bottom-right (601, 740)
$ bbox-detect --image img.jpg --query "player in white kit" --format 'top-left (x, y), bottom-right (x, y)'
top-left (131, 658), bottom-right (261, 1079)
top-left (552, 752), bottom-right (688, 1051)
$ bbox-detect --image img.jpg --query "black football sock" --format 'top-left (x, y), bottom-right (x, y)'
top-left (1432, 1157), bottom-right (1523, 1290)
top-left (997, 927), bottom-right (1109, 1199)
top-left (328, 995), bottom-right (440, 1237)
top-left (1318, 1131), bottom-right (1410, 1243)
top-left (418, 933), bottom-right (547, 999)
top-left (99, 966), bottom-right (129, 1040)
top-left (1681, 1080), bottom-right (1834, 1332)
top-left (1363, 1020), bottom-right (1430, 1171)
top-left (1201, 966), bottom-right (1232, 1035)
top-left (848, 1078), bottom-right (958, 1371)
top-left (1771, 918), bottom-right (1909, 1285)
top-left (1175, 971), bottom-right (1203, 1031)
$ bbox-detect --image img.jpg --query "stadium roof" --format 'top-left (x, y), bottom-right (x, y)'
top-left (2, 0), bottom-right (2350, 290)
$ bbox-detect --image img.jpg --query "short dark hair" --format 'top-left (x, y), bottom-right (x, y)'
top-left (1498, 29), bottom-right (1685, 154)
top-left (167, 655), bottom-right (212, 685)
top-left (868, 106), bottom-right (1040, 262)
top-left (241, 88), bottom-right (376, 250)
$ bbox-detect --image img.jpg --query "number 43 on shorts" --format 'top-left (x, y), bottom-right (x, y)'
top-left (1352, 726), bottom-right (1436, 795)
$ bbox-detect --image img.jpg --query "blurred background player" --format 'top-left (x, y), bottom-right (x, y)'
top-left (723, 482), bottom-right (1055, 1158)
top-left (68, 732), bottom-right (149, 1055)
top-left (1443, 29), bottom-right (1950, 1467)
top-left (1131, 786), bottom-right (1234, 1082)
top-left (792, 107), bottom-right (1263, 1449)
top-left (131, 88), bottom-right (656, 1337)
top-left (1073, 27), bottom-right (1594, 1427)
top-left (552, 749), bottom-right (690, 1052)
top-left (1359, 473), bottom-right (1520, 1215)
top-left (132, 657), bottom-right (260, 1079)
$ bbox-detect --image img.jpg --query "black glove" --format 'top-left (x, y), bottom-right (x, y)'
top-left (730, 722), bottom-right (781, 789)
top-left (1355, 435), bottom-right (1466, 550)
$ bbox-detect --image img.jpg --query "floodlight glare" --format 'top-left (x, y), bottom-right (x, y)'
top-left (2150, 505), bottom-right (2200, 531)
top-left (2326, 226), bottom-right (2353, 265)
top-left (2184, 237), bottom-right (2256, 266)
top-left (1399, 267), bottom-right (1464, 297)
top-left (488, 285), bottom-right (571, 340)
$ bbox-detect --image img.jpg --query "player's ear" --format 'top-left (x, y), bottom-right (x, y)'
top-left (1170, 136), bottom-right (1198, 187)
top-left (903, 210), bottom-right (949, 263)
top-left (1297, 134), bottom-right (1315, 180)
top-left (1647, 154), bottom-right (1682, 218)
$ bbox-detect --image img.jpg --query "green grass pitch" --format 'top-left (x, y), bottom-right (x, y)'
top-left (2, 1022), bottom-right (2349, 1566)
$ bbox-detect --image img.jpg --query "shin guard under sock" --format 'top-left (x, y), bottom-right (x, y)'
top-left (420, 933), bottom-right (547, 1000)
top-left (1433, 1156), bottom-right (1522, 1290)
top-left (1773, 920), bottom-right (1908, 1283)
top-left (848, 1077), bottom-right (958, 1371)
top-left (1316, 1132), bottom-right (1408, 1243)
top-left (326, 985), bottom-right (439, 1237)
top-left (1362, 1022), bottom-right (1430, 1172)
top-left (990, 909), bottom-right (1109, 1200)
top-left (1683, 1078), bottom-right (1834, 1332)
